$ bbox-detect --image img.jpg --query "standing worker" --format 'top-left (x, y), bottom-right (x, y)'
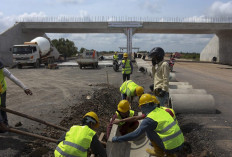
top-left (120, 80), bottom-right (144, 101)
top-left (0, 61), bottom-right (32, 132)
top-left (112, 94), bottom-right (184, 157)
top-left (121, 53), bottom-right (133, 82)
top-left (113, 51), bottom-right (119, 61)
top-left (54, 111), bottom-right (107, 157)
top-left (149, 47), bottom-right (170, 106)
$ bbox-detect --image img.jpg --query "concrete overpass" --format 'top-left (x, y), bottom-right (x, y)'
top-left (1, 21), bottom-right (232, 65)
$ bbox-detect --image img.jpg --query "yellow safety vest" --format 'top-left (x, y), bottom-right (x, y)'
top-left (54, 125), bottom-right (96, 157)
top-left (122, 60), bottom-right (131, 74)
top-left (147, 108), bottom-right (184, 150)
top-left (113, 55), bottom-right (118, 60)
top-left (120, 80), bottom-right (138, 97)
top-left (116, 110), bottom-right (134, 126)
top-left (0, 69), bottom-right (7, 106)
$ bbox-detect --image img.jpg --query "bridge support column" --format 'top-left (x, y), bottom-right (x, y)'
top-left (125, 28), bottom-right (133, 59)
top-left (0, 23), bottom-right (43, 66)
top-left (217, 31), bottom-right (232, 65)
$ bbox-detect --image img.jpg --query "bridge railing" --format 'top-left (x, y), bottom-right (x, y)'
top-left (17, 16), bottom-right (232, 23)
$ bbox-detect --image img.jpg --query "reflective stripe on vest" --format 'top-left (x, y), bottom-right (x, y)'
top-left (120, 80), bottom-right (138, 97)
top-left (116, 110), bottom-right (134, 126)
top-left (147, 108), bottom-right (184, 150)
top-left (55, 125), bottom-right (96, 157)
top-left (55, 146), bottom-right (77, 157)
top-left (0, 69), bottom-right (7, 94)
top-left (122, 60), bottom-right (131, 74)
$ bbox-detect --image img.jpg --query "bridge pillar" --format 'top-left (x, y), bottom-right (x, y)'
top-left (217, 31), bottom-right (232, 65)
top-left (125, 28), bottom-right (134, 59)
top-left (0, 23), bottom-right (43, 66)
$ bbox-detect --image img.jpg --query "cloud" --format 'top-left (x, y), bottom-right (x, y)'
top-left (206, 1), bottom-right (232, 17)
top-left (139, 0), bottom-right (164, 13)
top-left (55, 0), bottom-right (85, 4)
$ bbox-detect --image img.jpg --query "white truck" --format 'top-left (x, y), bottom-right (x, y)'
top-left (12, 37), bottom-right (59, 68)
top-left (77, 50), bottom-right (99, 69)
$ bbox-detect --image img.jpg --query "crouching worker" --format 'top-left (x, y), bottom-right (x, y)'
top-left (112, 94), bottom-right (184, 157)
top-left (107, 100), bottom-right (139, 139)
top-left (54, 111), bottom-right (107, 157)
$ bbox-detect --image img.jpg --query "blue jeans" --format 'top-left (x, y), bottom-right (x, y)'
top-left (0, 92), bottom-right (8, 125)
top-left (157, 92), bottom-right (169, 107)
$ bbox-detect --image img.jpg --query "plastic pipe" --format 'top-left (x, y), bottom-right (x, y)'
top-left (169, 84), bottom-right (193, 89)
top-left (169, 89), bottom-right (207, 95)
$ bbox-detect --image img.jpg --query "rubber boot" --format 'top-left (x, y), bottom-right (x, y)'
top-left (146, 141), bottom-right (165, 157)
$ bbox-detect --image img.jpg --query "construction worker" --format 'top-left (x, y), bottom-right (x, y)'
top-left (54, 111), bottom-right (107, 157)
top-left (107, 100), bottom-right (139, 139)
top-left (0, 61), bottom-right (32, 133)
top-left (112, 94), bottom-right (184, 157)
top-left (113, 95), bottom-right (177, 126)
top-left (113, 51), bottom-right (119, 61)
top-left (149, 47), bottom-right (170, 106)
top-left (120, 80), bottom-right (144, 102)
top-left (121, 53), bottom-right (133, 82)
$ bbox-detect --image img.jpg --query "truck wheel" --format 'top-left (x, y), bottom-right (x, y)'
top-left (34, 59), bottom-right (40, 68)
top-left (79, 64), bottom-right (82, 69)
top-left (17, 64), bottom-right (22, 69)
top-left (93, 63), bottom-right (96, 69)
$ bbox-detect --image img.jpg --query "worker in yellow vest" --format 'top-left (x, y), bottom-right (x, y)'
top-left (0, 61), bottom-right (32, 133)
top-left (113, 52), bottom-right (119, 61)
top-left (54, 111), bottom-right (107, 157)
top-left (112, 94), bottom-right (184, 157)
top-left (120, 80), bottom-right (144, 102)
top-left (107, 100), bottom-right (139, 139)
top-left (121, 53), bottom-right (133, 82)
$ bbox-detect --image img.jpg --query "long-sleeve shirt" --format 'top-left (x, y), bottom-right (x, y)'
top-left (3, 68), bottom-right (28, 90)
top-left (152, 60), bottom-right (170, 92)
top-left (58, 132), bottom-right (107, 157)
top-left (112, 117), bottom-right (164, 148)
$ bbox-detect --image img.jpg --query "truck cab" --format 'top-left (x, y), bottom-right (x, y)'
top-left (13, 44), bottom-right (40, 68)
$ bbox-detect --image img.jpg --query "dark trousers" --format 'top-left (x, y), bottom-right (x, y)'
top-left (0, 92), bottom-right (8, 125)
top-left (123, 74), bottom-right (130, 82)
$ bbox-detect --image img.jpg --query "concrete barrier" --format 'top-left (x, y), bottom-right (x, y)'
top-left (169, 89), bottom-right (207, 95)
top-left (169, 94), bottom-right (216, 114)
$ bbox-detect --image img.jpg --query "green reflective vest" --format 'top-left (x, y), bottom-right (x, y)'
top-left (122, 60), bottom-right (131, 74)
top-left (147, 108), bottom-right (184, 150)
top-left (113, 55), bottom-right (119, 60)
top-left (120, 80), bottom-right (138, 97)
top-left (116, 110), bottom-right (134, 126)
top-left (0, 69), bottom-right (7, 95)
top-left (54, 125), bottom-right (96, 157)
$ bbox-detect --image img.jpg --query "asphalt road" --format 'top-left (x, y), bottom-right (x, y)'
top-left (174, 61), bottom-right (232, 156)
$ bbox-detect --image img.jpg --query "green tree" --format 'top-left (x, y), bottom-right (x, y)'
top-left (52, 38), bottom-right (78, 57)
top-left (79, 47), bottom-right (86, 53)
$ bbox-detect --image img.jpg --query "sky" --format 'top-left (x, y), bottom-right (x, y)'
top-left (1, 0), bottom-right (232, 52)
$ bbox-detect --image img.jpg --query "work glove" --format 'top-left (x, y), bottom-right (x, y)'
top-left (24, 89), bottom-right (33, 95)
top-left (112, 136), bottom-right (118, 142)
top-left (154, 88), bottom-right (166, 97)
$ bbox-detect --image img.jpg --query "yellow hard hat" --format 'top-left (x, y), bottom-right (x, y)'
top-left (151, 95), bottom-right (160, 104)
top-left (115, 52), bottom-right (117, 54)
top-left (83, 111), bottom-right (99, 128)
top-left (139, 94), bottom-right (154, 107)
top-left (123, 53), bottom-right (128, 58)
top-left (117, 100), bottom-right (130, 113)
top-left (136, 86), bottom-right (144, 96)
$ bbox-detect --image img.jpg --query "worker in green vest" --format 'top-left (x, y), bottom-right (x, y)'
top-left (120, 80), bottom-right (144, 101)
top-left (121, 53), bottom-right (133, 82)
top-left (107, 100), bottom-right (139, 139)
top-left (112, 94), bottom-right (184, 157)
top-left (113, 52), bottom-right (119, 61)
top-left (0, 61), bottom-right (32, 133)
top-left (54, 111), bottom-right (107, 157)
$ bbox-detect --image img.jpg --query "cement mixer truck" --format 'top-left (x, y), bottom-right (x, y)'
top-left (12, 37), bottom-right (59, 68)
